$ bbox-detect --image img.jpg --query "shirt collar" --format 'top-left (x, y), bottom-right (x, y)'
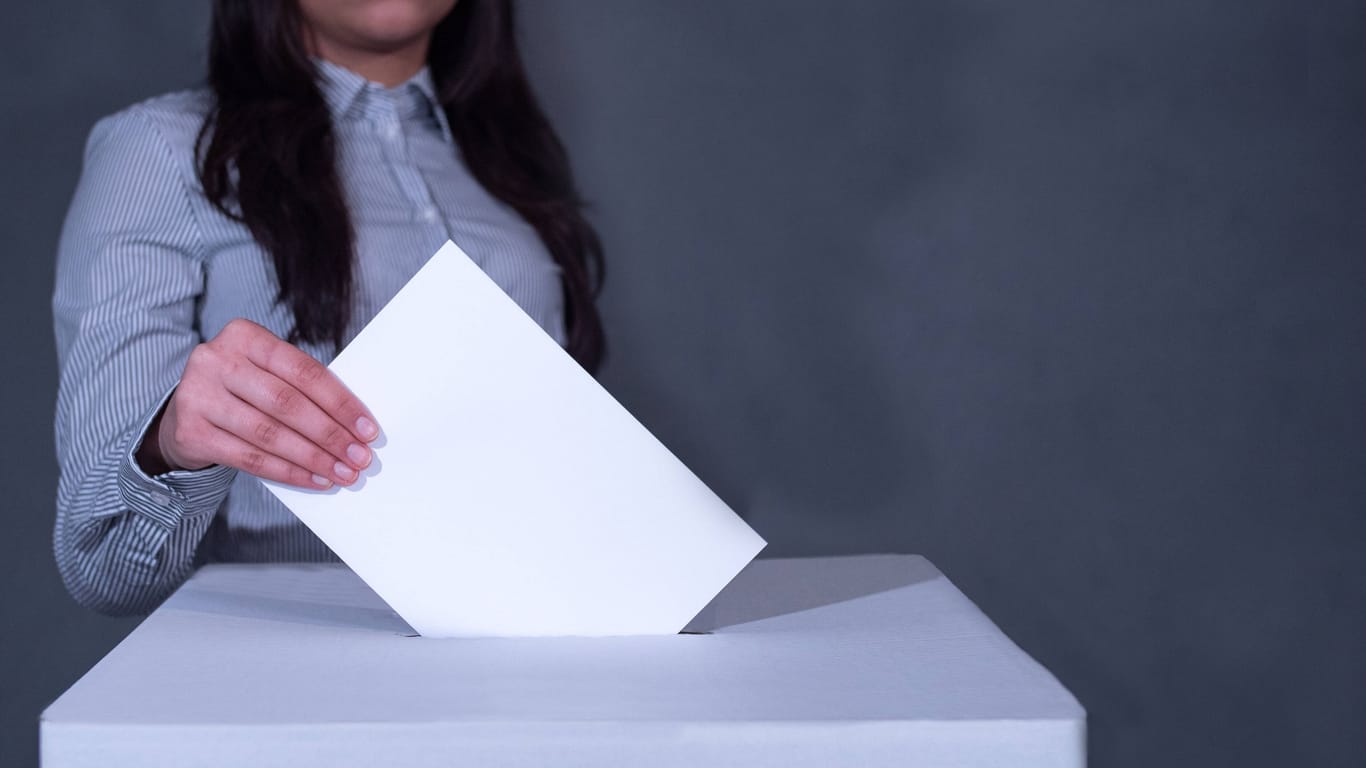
top-left (313, 58), bottom-right (453, 144)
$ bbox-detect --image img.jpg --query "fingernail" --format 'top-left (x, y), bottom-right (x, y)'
top-left (312, 474), bottom-right (332, 488)
top-left (346, 442), bottom-right (370, 467)
top-left (334, 461), bottom-right (357, 482)
top-left (356, 416), bottom-right (378, 440)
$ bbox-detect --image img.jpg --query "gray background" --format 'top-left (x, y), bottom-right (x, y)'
top-left (2, 0), bottom-right (1363, 765)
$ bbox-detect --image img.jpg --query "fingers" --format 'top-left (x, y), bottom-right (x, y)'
top-left (204, 394), bottom-right (361, 487)
top-left (228, 321), bottom-right (379, 444)
top-left (221, 362), bottom-right (372, 475)
top-left (196, 422), bottom-right (335, 489)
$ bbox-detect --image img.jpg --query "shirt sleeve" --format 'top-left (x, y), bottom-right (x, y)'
top-left (52, 106), bottom-right (237, 616)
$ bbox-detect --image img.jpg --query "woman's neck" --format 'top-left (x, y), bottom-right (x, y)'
top-left (306, 31), bottom-right (431, 88)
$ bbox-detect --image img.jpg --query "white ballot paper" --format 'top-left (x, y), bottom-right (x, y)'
top-left (262, 241), bottom-right (765, 638)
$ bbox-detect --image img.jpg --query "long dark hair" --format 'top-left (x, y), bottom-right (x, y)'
top-left (197, 0), bottom-right (604, 370)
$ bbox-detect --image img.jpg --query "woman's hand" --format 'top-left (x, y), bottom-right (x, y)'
top-left (136, 318), bottom-right (379, 489)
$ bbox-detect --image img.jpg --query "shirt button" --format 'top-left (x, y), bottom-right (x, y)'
top-left (418, 206), bottom-right (439, 223)
top-left (150, 491), bottom-right (173, 508)
top-left (379, 121), bottom-right (401, 140)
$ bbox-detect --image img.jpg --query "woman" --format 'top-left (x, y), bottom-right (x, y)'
top-left (52, 0), bottom-right (603, 615)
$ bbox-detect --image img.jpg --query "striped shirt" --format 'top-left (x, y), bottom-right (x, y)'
top-left (52, 60), bottom-right (568, 615)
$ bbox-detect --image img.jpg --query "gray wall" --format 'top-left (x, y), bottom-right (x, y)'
top-left (3, 1), bottom-right (1363, 765)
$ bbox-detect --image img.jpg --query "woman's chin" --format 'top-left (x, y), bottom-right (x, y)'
top-left (304, 0), bottom-right (457, 54)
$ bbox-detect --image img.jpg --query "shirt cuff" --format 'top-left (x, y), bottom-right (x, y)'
top-left (117, 382), bottom-right (237, 531)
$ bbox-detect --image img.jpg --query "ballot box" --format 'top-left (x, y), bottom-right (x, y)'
top-left (41, 555), bottom-right (1085, 767)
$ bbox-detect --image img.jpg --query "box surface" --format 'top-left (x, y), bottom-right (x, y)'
top-left (42, 555), bottom-right (1085, 767)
